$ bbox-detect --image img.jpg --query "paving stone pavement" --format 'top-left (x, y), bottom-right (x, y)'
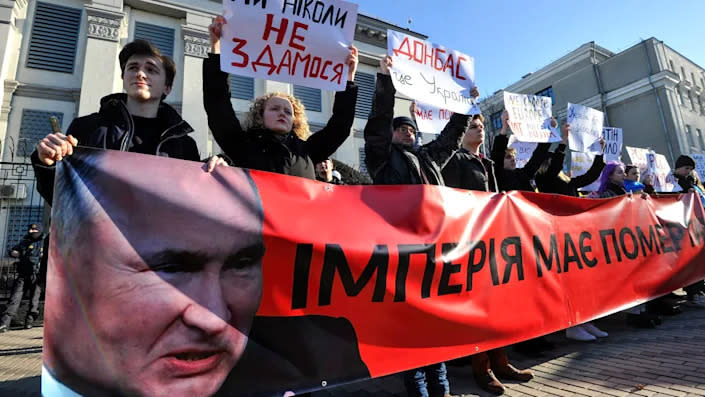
top-left (1, 301), bottom-right (704, 396)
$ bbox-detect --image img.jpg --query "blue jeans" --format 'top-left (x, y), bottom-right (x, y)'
top-left (403, 362), bottom-right (449, 397)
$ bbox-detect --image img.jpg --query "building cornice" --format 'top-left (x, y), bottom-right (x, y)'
top-left (13, 82), bottom-right (81, 103)
top-left (182, 25), bottom-right (210, 58)
top-left (604, 70), bottom-right (680, 106)
top-left (85, 6), bottom-right (125, 42)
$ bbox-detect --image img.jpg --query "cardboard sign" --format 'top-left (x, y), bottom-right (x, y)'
top-left (647, 151), bottom-right (676, 192)
top-left (625, 146), bottom-right (650, 175)
top-left (413, 101), bottom-right (454, 134)
top-left (691, 154), bottom-right (705, 182)
top-left (588, 127), bottom-right (622, 162)
top-left (221, 0), bottom-right (358, 91)
top-left (507, 135), bottom-right (538, 168)
top-left (503, 91), bottom-right (560, 143)
top-left (567, 103), bottom-right (604, 152)
top-left (387, 30), bottom-right (477, 114)
top-left (571, 152), bottom-right (600, 192)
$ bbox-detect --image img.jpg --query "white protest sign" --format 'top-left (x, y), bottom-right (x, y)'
top-left (625, 146), bottom-right (650, 175)
top-left (507, 135), bottom-right (538, 168)
top-left (503, 92), bottom-right (559, 143)
top-left (567, 103), bottom-right (604, 152)
top-left (571, 152), bottom-right (600, 192)
top-left (413, 101), bottom-right (454, 134)
top-left (221, 0), bottom-right (358, 91)
top-left (691, 154), bottom-right (705, 182)
top-left (646, 151), bottom-right (675, 192)
top-left (387, 30), bottom-right (477, 114)
top-left (587, 127), bottom-right (622, 162)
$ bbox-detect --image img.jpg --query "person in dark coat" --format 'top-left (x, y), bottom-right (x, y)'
top-left (31, 40), bottom-right (201, 206)
top-left (204, 16), bottom-right (358, 180)
top-left (534, 123), bottom-right (605, 196)
top-left (490, 110), bottom-right (554, 192)
top-left (0, 224), bottom-right (45, 332)
top-left (364, 55), bottom-right (479, 397)
top-left (316, 158), bottom-right (344, 185)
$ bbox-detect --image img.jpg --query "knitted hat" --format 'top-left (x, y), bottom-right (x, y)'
top-left (392, 116), bottom-right (417, 132)
top-left (675, 155), bottom-right (696, 169)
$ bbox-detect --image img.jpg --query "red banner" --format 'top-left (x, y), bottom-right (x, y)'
top-left (44, 149), bottom-right (705, 396)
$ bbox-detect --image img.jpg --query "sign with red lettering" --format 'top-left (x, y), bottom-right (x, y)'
top-left (413, 101), bottom-right (460, 134)
top-left (221, 0), bottom-right (358, 91)
top-left (387, 30), bottom-right (477, 114)
top-left (626, 146), bottom-right (650, 176)
top-left (44, 148), bottom-right (705, 396)
top-left (503, 91), bottom-right (559, 143)
top-left (568, 103), bottom-right (604, 152)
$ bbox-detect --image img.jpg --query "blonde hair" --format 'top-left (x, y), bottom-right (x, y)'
top-left (505, 147), bottom-right (516, 157)
top-left (246, 92), bottom-right (311, 140)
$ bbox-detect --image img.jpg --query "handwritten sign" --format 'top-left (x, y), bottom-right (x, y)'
top-left (571, 152), bottom-right (600, 192)
top-left (692, 154), bottom-right (705, 182)
top-left (387, 30), bottom-right (477, 114)
top-left (507, 135), bottom-right (538, 168)
top-left (567, 103), bottom-right (604, 152)
top-left (587, 127), bottom-right (622, 162)
top-left (646, 151), bottom-right (676, 192)
top-left (221, 0), bottom-right (358, 91)
top-left (625, 146), bottom-right (650, 175)
top-left (503, 92), bottom-right (560, 143)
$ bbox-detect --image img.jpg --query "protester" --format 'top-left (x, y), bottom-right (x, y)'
top-left (0, 224), bottom-right (44, 332)
top-left (441, 114), bottom-right (533, 395)
top-left (624, 165), bottom-right (646, 193)
top-left (204, 16), bottom-right (358, 181)
top-left (364, 54), bottom-right (478, 397)
top-left (490, 110), bottom-right (554, 192)
top-left (641, 173), bottom-right (656, 194)
top-left (316, 158), bottom-right (344, 184)
top-left (31, 39), bottom-right (203, 206)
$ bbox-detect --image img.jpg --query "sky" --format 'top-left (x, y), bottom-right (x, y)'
top-left (352, 0), bottom-right (705, 97)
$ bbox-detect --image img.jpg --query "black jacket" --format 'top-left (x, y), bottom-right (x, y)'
top-left (599, 182), bottom-right (627, 198)
top-left (364, 73), bottom-right (469, 186)
top-left (31, 93), bottom-right (200, 206)
top-left (490, 134), bottom-right (551, 192)
top-left (203, 54), bottom-right (358, 180)
top-left (534, 144), bottom-right (605, 197)
top-left (9, 233), bottom-right (44, 277)
top-left (442, 149), bottom-right (498, 192)
top-left (675, 174), bottom-right (696, 192)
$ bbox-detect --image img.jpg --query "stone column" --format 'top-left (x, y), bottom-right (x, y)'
top-left (180, 22), bottom-right (211, 157)
top-left (77, 6), bottom-right (124, 116)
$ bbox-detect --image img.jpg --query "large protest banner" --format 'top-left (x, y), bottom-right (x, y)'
top-left (507, 135), bottom-right (538, 168)
top-left (571, 152), bottom-right (600, 192)
top-left (220, 0), bottom-right (358, 91)
top-left (503, 91), bottom-right (560, 143)
top-left (588, 127), bottom-right (622, 162)
top-left (387, 30), bottom-right (477, 114)
top-left (567, 103), bottom-right (604, 152)
top-left (45, 148), bottom-right (705, 396)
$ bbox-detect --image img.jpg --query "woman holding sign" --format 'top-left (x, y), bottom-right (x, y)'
top-left (203, 16), bottom-right (359, 180)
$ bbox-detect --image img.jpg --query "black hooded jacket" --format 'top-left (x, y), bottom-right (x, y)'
top-left (31, 93), bottom-right (200, 205)
top-left (203, 54), bottom-right (358, 180)
top-left (534, 144), bottom-right (605, 197)
top-left (490, 134), bottom-right (551, 192)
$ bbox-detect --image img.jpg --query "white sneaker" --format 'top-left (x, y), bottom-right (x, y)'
top-left (581, 323), bottom-right (608, 338)
top-left (566, 326), bottom-right (596, 342)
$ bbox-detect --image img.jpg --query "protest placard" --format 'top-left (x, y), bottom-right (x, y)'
top-left (692, 154), bottom-right (705, 181)
top-left (221, 0), bottom-right (358, 91)
top-left (503, 91), bottom-right (560, 143)
top-left (507, 135), bottom-right (538, 168)
top-left (625, 146), bottom-right (650, 175)
top-left (387, 30), bottom-right (477, 114)
top-left (588, 127), bottom-right (622, 162)
top-left (567, 103), bottom-right (604, 152)
top-left (571, 152), bottom-right (600, 192)
top-left (647, 151), bottom-right (676, 192)
top-left (413, 101), bottom-right (454, 134)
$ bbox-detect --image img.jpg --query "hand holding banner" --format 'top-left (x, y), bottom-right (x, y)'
top-left (387, 30), bottom-right (477, 114)
top-left (503, 92), bottom-right (560, 143)
top-left (567, 103), bottom-right (604, 152)
top-left (221, 0), bottom-right (358, 91)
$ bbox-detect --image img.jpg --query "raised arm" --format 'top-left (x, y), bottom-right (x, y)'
top-left (203, 16), bottom-right (246, 159)
top-left (364, 56), bottom-right (396, 181)
top-left (573, 154), bottom-right (605, 188)
top-left (306, 46), bottom-right (359, 163)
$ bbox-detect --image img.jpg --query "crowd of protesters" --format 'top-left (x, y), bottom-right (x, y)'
top-left (1, 11), bottom-right (701, 397)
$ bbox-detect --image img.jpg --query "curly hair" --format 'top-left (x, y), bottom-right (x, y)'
top-left (246, 92), bottom-right (310, 140)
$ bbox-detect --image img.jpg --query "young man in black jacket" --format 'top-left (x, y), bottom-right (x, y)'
top-left (441, 113), bottom-right (497, 193)
top-left (31, 39), bottom-right (202, 206)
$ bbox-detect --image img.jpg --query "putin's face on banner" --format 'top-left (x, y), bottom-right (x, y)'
top-left (44, 150), bottom-right (264, 397)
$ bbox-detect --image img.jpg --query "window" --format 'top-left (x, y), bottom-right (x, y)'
top-left (134, 22), bottom-right (175, 57)
top-left (695, 95), bottom-right (702, 113)
top-left (683, 89), bottom-right (693, 109)
top-left (18, 109), bottom-right (64, 157)
top-left (675, 88), bottom-right (682, 105)
top-left (698, 129), bottom-right (705, 151)
top-left (5, 206), bottom-right (43, 257)
top-left (681, 66), bottom-right (687, 81)
top-left (354, 72), bottom-right (376, 119)
top-left (692, 72), bottom-right (698, 88)
top-left (26, 2), bottom-right (81, 73)
top-left (293, 85), bottom-right (322, 112)
top-left (229, 75), bottom-right (254, 100)
top-left (490, 111), bottom-right (503, 130)
top-left (535, 87), bottom-right (555, 103)
top-left (686, 125), bottom-right (696, 149)
top-left (669, 60), bottom-right (675, 72)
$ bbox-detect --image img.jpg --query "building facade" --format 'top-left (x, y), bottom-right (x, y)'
top-left (479, 38), bottom-right (705, 166)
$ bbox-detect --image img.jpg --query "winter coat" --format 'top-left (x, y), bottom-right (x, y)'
top-left (490, 134), bottom-right (551, 192)
top-left (364, 73), bottom-right (469, 186)
top-left (535, 144), bottom-right (605, 197)
top-left (203, 54), bottom-right (358, 180)
top-left (31, 93), bottom-right (200, 206)
top-left (599, 182), bottom-right (627, 198)
top-left (442, 149), bottom-right (498, 192)
top-left (9, 233), bottom-right (44, 277)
